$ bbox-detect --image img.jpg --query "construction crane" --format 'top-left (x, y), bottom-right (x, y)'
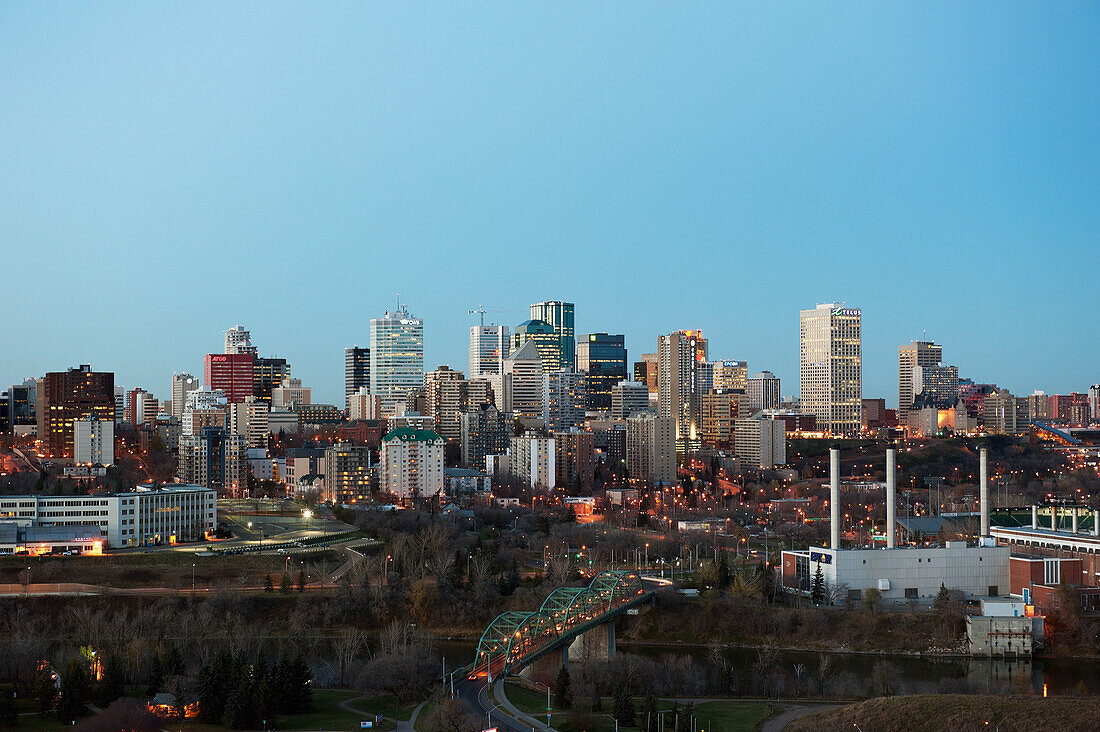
top-left (468, 305), bottom-right (511, 326)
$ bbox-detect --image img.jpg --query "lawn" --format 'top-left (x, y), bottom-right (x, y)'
top-left (171, 688), bottom-right (395, 731)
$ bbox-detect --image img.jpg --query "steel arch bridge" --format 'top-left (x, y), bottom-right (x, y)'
top-left (474, 570), bottom-right (652, 679)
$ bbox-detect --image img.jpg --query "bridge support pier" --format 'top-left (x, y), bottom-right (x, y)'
top-left (567, 619), bottom-right (618, 663)
top-left (607, 620), bottom-right (616, 656)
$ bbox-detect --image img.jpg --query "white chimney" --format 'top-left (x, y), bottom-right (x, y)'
top-left (830, 447), bottom-right (840, 550)
top-left (1031, 505), bottom-right (1038, 530)
top-left (1073, 509), bottom-right (1079, 534)
top-left (979, 447), bottom-right (989, 537)
top-left (1093, 510), bottom-right (1099, 538)
top-left (886, 447), bottom-right (897, 548)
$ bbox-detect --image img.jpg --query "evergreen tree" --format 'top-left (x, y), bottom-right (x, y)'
top-left (280, 572), bottom-right (292, 594)
top-left (95, 651), bottom-right (125, 707)
top-left (554, 665), bottom-right (573, 710)
top-left (640, 694), bottom-right (658, 732)
top-left (296, 569), bottom-right (306, 592)
top-left (0, 688), bottom-right (16, 727)
top-left (197, 650), bottom-right (233, 723)
top-left (36, 668), bottom-right (57, 718)
top-left (676, 702), bottom-right (694, 732)
top-left (264, 574), bottom-right (274, 592)
top-left (717, 554), bottom-right (731, 590)
top-left (933, 583), bottom-right (951, 613)
top-left (613, 686), bottom-right (635, 726)
top-left (810, 563), bottom-right (825, 604)
top-left (56, 659), bottom-right (89, 724)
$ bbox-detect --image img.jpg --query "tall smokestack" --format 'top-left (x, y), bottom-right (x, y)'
top-left (830, 447), bottom-right (840, 550)
top-left (886, 447), bottom-right (897, 548)
top-left (1031, 505), bottom-right (1038, 530)
top-left (1093, 510), bottom-right (1098, 538)
top-left (979, 447), bottom-right (989, 538)
top-left (1073, 509), bottom-right (1079, 534)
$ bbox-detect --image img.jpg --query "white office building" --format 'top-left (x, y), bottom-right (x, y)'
top-left (611, 380), bottom-right (652, 419)
top-left (370, 306), bottom-right (425, 417)
top-left (469, 325), bottom-right (510, 378)
top-left (171, 373), bottom-right (200, 420)
top-left (747, 371), bottom-right (781, 411)
top-left (0, 483), bottom-right (216, 548)
top-left (734, 416), bottom-right (786, 469)
top-left (73, 417), bottom-right (114, 466)
top-left (510, 434), bottom-right (556, 490)
top-left (800, 303), bottom-right (862, 436)
top-left (504, 339), bottom-right (545, 426)
top-left (224, 325), bottom-right (257, 354)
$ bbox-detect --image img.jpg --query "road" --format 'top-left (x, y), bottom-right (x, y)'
top-left (456, 677), bottom-right (547, 732)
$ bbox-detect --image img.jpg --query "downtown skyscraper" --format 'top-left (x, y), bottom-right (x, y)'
top-left (799, 303), bottom-right (862, 436)
top-left (657, 330), bottom-right (708, 451)
top-left (370, 304), bottom-right (424, 417)
top-left (529, 301), bottom-right (575, 371)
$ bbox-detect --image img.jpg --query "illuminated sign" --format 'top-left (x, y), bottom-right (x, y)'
top-left (809, 551), bottom-right (832, 564)
top-left (831, 308), bottom-right (861, 317)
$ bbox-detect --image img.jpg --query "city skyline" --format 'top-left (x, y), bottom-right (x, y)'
top-left (2, 4), bottom-right (1097, 403)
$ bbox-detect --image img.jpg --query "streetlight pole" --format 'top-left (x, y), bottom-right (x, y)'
top-left (192, 563), bottom-right (195, 593)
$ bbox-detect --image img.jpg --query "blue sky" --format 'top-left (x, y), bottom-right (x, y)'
top-left (1, 2), bottom-right (1097, 406)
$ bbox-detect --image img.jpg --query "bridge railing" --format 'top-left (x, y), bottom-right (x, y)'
top-left (474, 570), bottom-right (649, 678)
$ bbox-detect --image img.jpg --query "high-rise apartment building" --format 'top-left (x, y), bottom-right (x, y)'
top-left (229, 396), bottom-right (269, 449)
top-left (381, 428), bottom-right (445, 500)
top-left (345, 347), bottom-right (370, 401)
top-left (529, 301), bottom-right (576, 371)
top-left (171, 373), bottom-right (199, 420)
top-left (204, 353), bottom-right (256, 404)
top-left (734, 417), bottom-right (787, 469)
top-left (897, 341), bottom-right (942, 425)
top-left (510, 434), bottom-right (556, 489)
top-left (74, 417), bottom-right (114, 465)
top-left (253, 357), bottom-right (290, 405)
top-left (699, 391), bottom-right (750, 449)
top-left (747, 371), bottom-right (781, 411)
top-left (325, 442), bottom-right (374, 504)
top-left (348, 387), bottom-right (382, 421)
top-left (611, 381), bottom-right (652, 419)
top-left (543, 371), bottom-right (586, 432)
top-left (626, 414), bottom-right (675, 485)
top-left (712, 360), bottom-right (748, 391)
top-left (503, 340), bottom-right (545, 425)
top-left (1028, 391), bottom-right (1050, 421)
top-left (460, 403), bottom-right (511, 468)
top-left (1090, 385), bottom-right (1100, 422)
top-left (800, 304), bottom-right (862, 436)
top-left (177, 426), bottom-right (247, 495)
top-left (576, 333), bottom-right (627, 411)
top-left (554, 431), bottom-right (594, 490)
top-left (224, 325), bottom-right (257, 355)
top-left (124, 388), bottom-right (158, 425)
top-left (36, 365), bottom-right (115, 458)
top-left (271, 378), bottom-right (311, 409)
top-left (657, 330), bottom-right (708, 451)
top-left (424, 367), bottom-right (493, 442)
top-left (370, 306), bottom-right (425, 417)
top-left (984, 389), bottom-right (1030, 435)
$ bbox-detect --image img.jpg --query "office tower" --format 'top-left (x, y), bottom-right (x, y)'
top-left (611, 380), bottom-right (652, 419)
top-left (178, 426), bottom-right (247, 495)
top-left (424, 367), bottom-right (492, 442)
top-left (800, 304), bottom-right (862, 436)
top-left (253, 357), bottom-right (290, 405)
top-left (912, 364), bottom-right (959, 408)
top-left (345, 346), bottom-right (370, 401)
top-left (712, 360), bottom-right (748, 391)
top-left (469, 325), bottom-right (510, 378)
top-left (5, 378), bottom-right (37, 434)
top-left (73, 417), bottom-right (114, 465)
top-left (348, 387), bottom-right (382, 421)
top-left (543, 371), bottom-right (586, 432)
top-left (381, 428), bottom-right (445, 500)
top-left (554, 431), bottom-right (594, 489)
top-left (1090, 385), bottom-right (1100, 421)
top-left (898, 341), bottom-right (942, 425)
top-left (171, 373), bottom-right (199, 420)
top-left (747, 371), bottom-right (781, 411)
top-left (576, 333), bottom-right (627, 411)
top-left (271, 378), bottom-right (311, 408)
top-left (460, 404), bottom-right (512, 468)
top-left (984, 389), bottom-right (1030, 435)
top-left (734, 417), bottom-right (787, 469)
top-left (224, 325), bottom-right (257, 354)
top-left (626, 414), bottom-right (675, 485)
top-left (633, 353), bottom-right (659, 393)
top-left (503, 339), bottom-right (545, 424)
top-left (511, 320), bottom-right (560, 370)
top-left (657, 330), bottom-right (708, 451)
top-left (325, 443), bottom-right (374, 504)
top-left (370, 305), bottom-right (425, 416)
top-left (36, 365), bottom-right (115, 458)
top-left (510, 434), bottom-right (556, 489)
top-left (204, 353), bottom-right (255, 404)
top-left (699, 391), bottom-right (749, 449)
top-left (529, 301), bottom-right (576, 371)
